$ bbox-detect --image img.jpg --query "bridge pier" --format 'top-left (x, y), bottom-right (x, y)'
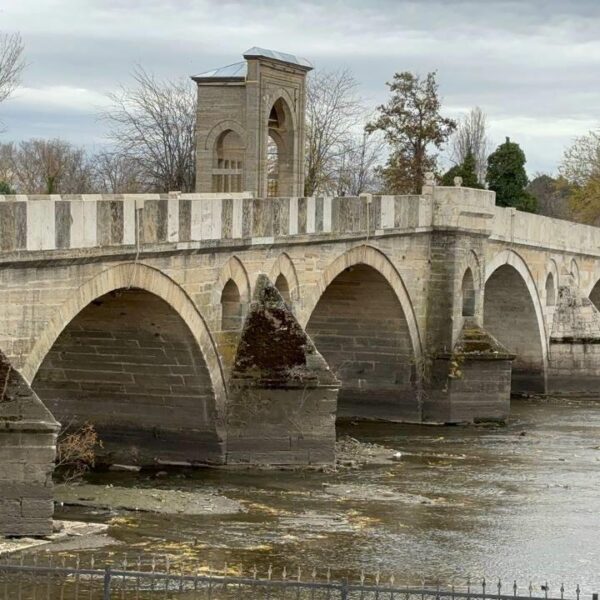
top-left (226, 275), bottom-right (339, 465)
top-left (547, 284), bottom-right (600, 394)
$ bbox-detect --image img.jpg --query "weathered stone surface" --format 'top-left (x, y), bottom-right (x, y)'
top-left (227, 275), bottom-right (339, 464)
top-left (0, 349), bottom-right (58, 537)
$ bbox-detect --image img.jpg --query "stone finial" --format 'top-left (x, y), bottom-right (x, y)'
top-left (424, 172), bottom-right (435, 186)
top-left (453, 176), bottom-right (463, 187)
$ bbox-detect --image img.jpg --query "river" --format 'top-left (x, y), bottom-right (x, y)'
top-left (48, 397), bottom-right (600, 593)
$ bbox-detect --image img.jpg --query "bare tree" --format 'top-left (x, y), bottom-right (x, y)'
top-left (305, 68), bottom-right (364, 196)
top-left (0, 33), bottom-right (25, 105)
top-left (102, 67), bottom-right (196, 193)
top-left (451, 106), bottom-right (489, 184)
top-left (335, 130), bottom-right (385, 196)
top-left (559, 130), bottom-right (600, 186)
top-left (2, 139), bottom-right (94, 193)
top-left (92, 150), bottom-right (146, 193)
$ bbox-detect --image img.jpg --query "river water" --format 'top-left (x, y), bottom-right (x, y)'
top-left (51, 398), bottom-right (600, 593)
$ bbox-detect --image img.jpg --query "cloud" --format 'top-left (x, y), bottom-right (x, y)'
top-left (0, 0), bottom-right (599, 173)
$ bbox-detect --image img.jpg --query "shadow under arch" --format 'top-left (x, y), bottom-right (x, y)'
top-left (304, 244), bottom-right (423, 422)
top-left (25, 262), bottom-right (227, 465)
top-left (484, 249), bottom-right (548, 393)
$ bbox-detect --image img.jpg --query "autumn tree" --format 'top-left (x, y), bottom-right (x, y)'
top-left (527, 174), bottom-right (573, 220)
top-left (367, 71), bottom-right (456, 194)
top-left (451, 106), bottom-right (489, 184)
top-left (486, 137), bottom-right (536, 212)
top-left (558, 131), bottom-right (600, 224)
top-left (102, 66), bottom-right (196, 192)
top-left (559, 130), bottom-right (600, 186)
top-left (304, 69), bottom-right (365, 196)
top-left (441, 150), bottom-right (482, 188)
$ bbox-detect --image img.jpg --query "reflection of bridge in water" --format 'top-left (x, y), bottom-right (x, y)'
top-left (3, 184), bottom-right (600, 534)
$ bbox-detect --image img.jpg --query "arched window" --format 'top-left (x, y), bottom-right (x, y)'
top-left (213, 130), bottom-right (244, 193)
top-left (545, 273), bottom-right (556, 306)
top-left (221, 279), bottom-right (242, 331)
top-left (461, 268), bottom-right (475, 317)
top-left (275, 273), bottom-right (291, 305)
top-left (267, 134), bottom-right (280, 197)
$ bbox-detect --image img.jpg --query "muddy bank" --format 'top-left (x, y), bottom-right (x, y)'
top-left (55, 484), bottom-right (244, 515)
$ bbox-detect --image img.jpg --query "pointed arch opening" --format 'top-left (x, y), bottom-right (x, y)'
top-left (484, 263), bottom-right (546, 394)
top-left (32, 286), bottom-right (223, 466)
top-left (461, 268), bottom-right (476, 317)
top-left (589, 279), bottom-right (600, 311)
top-left (306, 263), bottom-right (418, 422)
top-left (267, 97), bottom-right (295, 196)
top-left (275, 273), bottom-right (291, 305)
top-left (221, 279), bottom-right (242, 331)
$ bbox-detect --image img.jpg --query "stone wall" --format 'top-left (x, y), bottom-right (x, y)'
top-left (32, 289), bottom-right (223, 466)
top-left (0, 350), bottom-right (58, 537)
top-left (305, 264), bottom-right (418, 422)
top-left (226, 276), bottom-right (339, 464)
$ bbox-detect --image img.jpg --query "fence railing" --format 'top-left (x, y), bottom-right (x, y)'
top-left (0, 554), bottom-right (592, 600)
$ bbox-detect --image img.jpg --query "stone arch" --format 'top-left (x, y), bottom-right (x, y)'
top-left (305, 245), bottom-right (422, 422)
top-left (269, 252), bottom-right (300, 303)
top-left (267, 95), bottom-right (296, 197)
top-left (221, 279), bottom-right (243, 331)
top-left (589, 277), bottom-right (600, 311)
top-left (570, 258), bottom-right (580, 288)
top-left (484, 249), bottom-right (547, 393)
top-left (461, 268), bottom-right (476, 317)
top-left (25, 262), bottom-right (226, 465)
top-left (214, 256), bottom-right (251, 305)
top-left (305, 245), bottom-right (422, 356)
top-left (204, 119), bottom-right (246, 152)
top-left (214, 256), bottom-right (251, 333)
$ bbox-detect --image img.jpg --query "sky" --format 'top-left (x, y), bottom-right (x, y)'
top-left (0, 0), bottom-right (599, 175)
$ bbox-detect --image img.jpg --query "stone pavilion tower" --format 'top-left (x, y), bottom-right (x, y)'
top-left (192, 47), bottom-right (312, 197)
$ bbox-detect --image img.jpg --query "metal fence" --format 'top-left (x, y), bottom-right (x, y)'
top-left (0, 554), bottom-right (591, 600)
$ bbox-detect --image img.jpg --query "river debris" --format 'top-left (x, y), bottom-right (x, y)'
top-left (55, 484), bottom-right (244, 515)
top-left (335, 436), bottom-right (400, 468)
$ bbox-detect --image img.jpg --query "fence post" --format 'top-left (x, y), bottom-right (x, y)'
top-left (103, 566), bottom-right (112, 600)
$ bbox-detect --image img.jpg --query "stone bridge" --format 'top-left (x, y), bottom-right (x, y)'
top-left (2, 184), bottom-right (600, 475)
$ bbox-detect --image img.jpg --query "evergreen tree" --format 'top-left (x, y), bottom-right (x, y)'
top-left (486, 137), bottom-right (536, 212)
top-left (441, 150), bottom-right (482, 188)
top-left (0, 180), bottom-right (15, 194)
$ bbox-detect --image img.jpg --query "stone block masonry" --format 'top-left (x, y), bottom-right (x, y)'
top-left (3, 185), bottom-right (600, 536)
top-left (0, 349), bottom-right (58, 537)
top-left (226, 275), bottom-right (339, 465)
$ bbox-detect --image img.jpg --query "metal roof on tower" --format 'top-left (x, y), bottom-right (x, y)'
top-left (192, 47), bottom-right (313, 82)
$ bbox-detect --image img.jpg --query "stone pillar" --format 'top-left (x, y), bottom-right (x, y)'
top-left (226, 275), bottom-right (339, 465)
top-left (548, 284), bottom-right (600, 394)
top-left (429, 320), bottom-right (514, 423)
top-left (0, 351), bottom-right (59, 537)
top-left (422, 184), bottom-right (514, 423)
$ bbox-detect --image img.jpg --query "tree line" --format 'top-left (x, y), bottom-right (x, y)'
top-left (1, 31), bottom-right (598, 225)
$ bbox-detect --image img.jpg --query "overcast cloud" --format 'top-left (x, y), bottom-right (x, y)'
top-left (1, 0), bottom-right (599, 174)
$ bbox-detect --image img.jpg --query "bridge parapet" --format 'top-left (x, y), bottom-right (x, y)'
top-left (0, 193), bottom-right (433, 257)
top-left (2, 187), bottom-right (600, 260)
